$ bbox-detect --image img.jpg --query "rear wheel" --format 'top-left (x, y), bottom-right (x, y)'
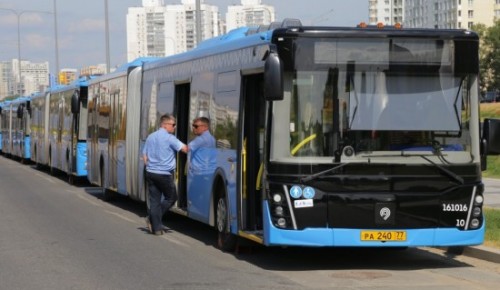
top-left (100, 168), bottom-right (113, 201)
top-left (48, 153), bottom-right (55, 176)
top-left (216, 191), bottom-right (237, 252)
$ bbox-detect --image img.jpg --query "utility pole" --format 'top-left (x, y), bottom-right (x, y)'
top-left (53, 0), bottom-right (60, 81)
top-left (104, 0), bottom-right (111, 73)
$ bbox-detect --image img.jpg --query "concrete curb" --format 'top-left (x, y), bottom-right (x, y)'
top-left (463, 245), bottom-right (500, 264)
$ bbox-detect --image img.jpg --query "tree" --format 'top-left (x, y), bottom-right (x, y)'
top-left (471, 23), bottom-right (490, 94)
top-left (484, 19), bottom-right (500, 92)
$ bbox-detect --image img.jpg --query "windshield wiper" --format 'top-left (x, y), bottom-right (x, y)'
top-left (420, 155), bottom-right (464, 185)
top-left (300, 163), bottom-right (349, 183)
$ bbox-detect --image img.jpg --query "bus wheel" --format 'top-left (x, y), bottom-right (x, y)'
top-left (446, 246), bottom-right (465, 255)
top-left (49, 154), bottom-right (55, 176)
top-left (100, 169), bottom-right (113, 201)
top-left (216, 192), bottom-right (237, 252)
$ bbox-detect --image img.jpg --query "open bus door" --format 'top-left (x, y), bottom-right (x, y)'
top-left (241, 73), bottom-right (266, 233)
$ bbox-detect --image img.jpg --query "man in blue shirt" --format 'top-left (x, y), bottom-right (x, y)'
top-left (143, 114), bottom-right (187, 235)
top-left (188, 117), bottom-right (216, 174)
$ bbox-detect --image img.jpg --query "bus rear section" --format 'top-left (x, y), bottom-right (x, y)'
top-left (260, 25), bottom-right (487, 248)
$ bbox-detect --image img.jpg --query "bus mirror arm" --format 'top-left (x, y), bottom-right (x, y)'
top-left (480, 138), bottom-right (487, 171)
top-left (71, 91), bottom-right (80, 114)
top-left (264, 50), bottom-right (284, 101)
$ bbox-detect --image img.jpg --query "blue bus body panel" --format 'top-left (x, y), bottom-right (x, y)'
top-left (76, 142), bottom-right (87, 176)
top-left (24, 136), bottom-right (30, 159)
top-left (262, 202), bottom-right (484, 247)
top-left (144, 29), bottom-right (273, 71)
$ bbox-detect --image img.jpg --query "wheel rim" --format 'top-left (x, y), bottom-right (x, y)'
top-left (216, 198), bottom-right (227, 232)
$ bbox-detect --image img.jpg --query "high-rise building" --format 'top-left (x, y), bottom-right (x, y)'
top-left (404, 0), bottom-right (500, 29)
top-left (80, 64), bottom-right (107, 77)
top-left (126, 0), bottom-right (220, 62)
top-left (226, 0), bottom-right (275, 32)
top-left (0, 59), bottom-right (49, 97)
top-left (58, 69), bottom-right (78, 85)
top-left (368, 0), bottom-right (404, 25)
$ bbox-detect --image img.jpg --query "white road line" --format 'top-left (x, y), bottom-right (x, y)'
top-left (75, 193), bottom-right (104, 207)
top-left (35, 172), bottom-right (55, 183)
top-left (105, 210), bottom-right (138, 224)
top-left (160, 234), bottom-right (189, 247)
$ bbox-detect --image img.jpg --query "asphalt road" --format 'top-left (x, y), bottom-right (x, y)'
top-left (1, 156), bottom-right (500, 289)
top-left (484, 177), bottom-right (500, 208)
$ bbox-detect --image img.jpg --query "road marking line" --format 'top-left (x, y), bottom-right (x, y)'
top-left (76, 194), bottom-right (104, 207)
top-left (105, 210), bottom-right (137, 223)
top-left (160, 234), bottom-right (189, 247)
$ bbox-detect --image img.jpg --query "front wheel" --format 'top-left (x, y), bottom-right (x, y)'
top-left (216, 192), bottom-right (237, 252)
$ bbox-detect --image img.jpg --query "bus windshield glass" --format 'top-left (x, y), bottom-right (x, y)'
top-left (270, 37), bottom-right (476, 163)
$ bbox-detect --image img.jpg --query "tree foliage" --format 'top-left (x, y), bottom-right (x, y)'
top-left (473, 20), bottom-right (500, 94)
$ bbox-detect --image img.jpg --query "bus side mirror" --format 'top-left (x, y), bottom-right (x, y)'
top-left (264, 51), bottom-right (284, 101)
top-left (71, 90), bottom-right (80, 114)
top-left (481, 118), bottom-right (500, 171)
top-left (17, 104), bottom-right (24, 119)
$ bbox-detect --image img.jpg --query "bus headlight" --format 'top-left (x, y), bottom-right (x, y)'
top-left (475, 195), bottom-right (484, 205)
top-left (274, 206), bottom-right (284, 216)
top-left (472, 207), bottom-right (481, 217)
top-left (470, 218), bottom-right (480, 229)
top-left (276, 218), bottom-right (287, 228)
top-left (272, 193), bottom-right (283, 203)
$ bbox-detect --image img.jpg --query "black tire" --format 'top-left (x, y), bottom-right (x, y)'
top-left (100, 168), bottom-right (113, 201)
top-left (215, 191), bottom-right (237, 252)
top-left (68, 174), bottom-right (74, 185)
top-left (49, 153), bottom-right (55, 176)
top-left (446, 246), bottom-right (465, 255)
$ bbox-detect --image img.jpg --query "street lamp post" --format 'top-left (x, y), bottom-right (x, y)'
top-left (104, 0), bottom-right (110, 73)
top-left (53, 0), bottom-right (60, 77)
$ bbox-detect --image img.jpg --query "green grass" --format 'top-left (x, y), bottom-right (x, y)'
top-left (481, 102), bottom-right (500, 179)
top-left (484, 208), bottom-right (500, 248)
top-left (480, 103), bottom-right (500, 248)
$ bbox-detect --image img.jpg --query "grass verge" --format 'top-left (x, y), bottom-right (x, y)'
top-left (484, 208), bottom-right (500, 248)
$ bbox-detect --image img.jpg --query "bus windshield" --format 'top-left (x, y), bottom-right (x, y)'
top-left (270, 37), bottom-right (475, 163)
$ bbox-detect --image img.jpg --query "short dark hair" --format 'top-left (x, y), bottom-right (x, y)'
top-left (160, 114), bottom-right (175, 125)
top-left (194, 116), bottom-right (210, 125)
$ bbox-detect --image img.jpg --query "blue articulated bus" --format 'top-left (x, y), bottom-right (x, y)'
top-left (0, 101), bottom-right (4, 154)
top-left (87, 57), bottom-right (158, 201)
top-left (30, 78), bottom-right (90, 184)
top-left (11, 96), bottom-right (32, 163)
top-left (92, 20), bottom-right (497, 252)
top-left (0, 97), bottom-right (31, 162)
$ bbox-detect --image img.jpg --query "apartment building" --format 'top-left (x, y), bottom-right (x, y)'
top-left (226, 0), bottom-right (275, 31)
top-left (126, 0), bottom-right (220, 61)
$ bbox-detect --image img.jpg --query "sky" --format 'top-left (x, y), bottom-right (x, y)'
top-left (0, 0), bottom-right (368, 75)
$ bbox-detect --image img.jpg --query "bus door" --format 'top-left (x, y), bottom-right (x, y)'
top-left (89, 91), bottom-right (100, 185)
top-left (241, 74), bottom-right (265, 231)
top-left (57, 97), bottom-right (64, 169)
top-left (109, 90), bottom-right (120, 190)
top-left (69, 91), bottom-right (78, 175)
top-left (174, 83), bottom-right (190, 209)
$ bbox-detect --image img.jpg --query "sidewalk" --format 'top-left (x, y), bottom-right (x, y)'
top-left (463, 245), bottom-right (500, 263)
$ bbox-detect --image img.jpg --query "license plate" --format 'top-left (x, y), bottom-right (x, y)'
top-left (361, 231), bottom-right (407, 242)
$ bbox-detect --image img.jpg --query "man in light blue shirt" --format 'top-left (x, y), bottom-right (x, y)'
top-left (188, 117), bottom-right (216, 174)
top-left (143, 114), bottom-right (187, 235)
